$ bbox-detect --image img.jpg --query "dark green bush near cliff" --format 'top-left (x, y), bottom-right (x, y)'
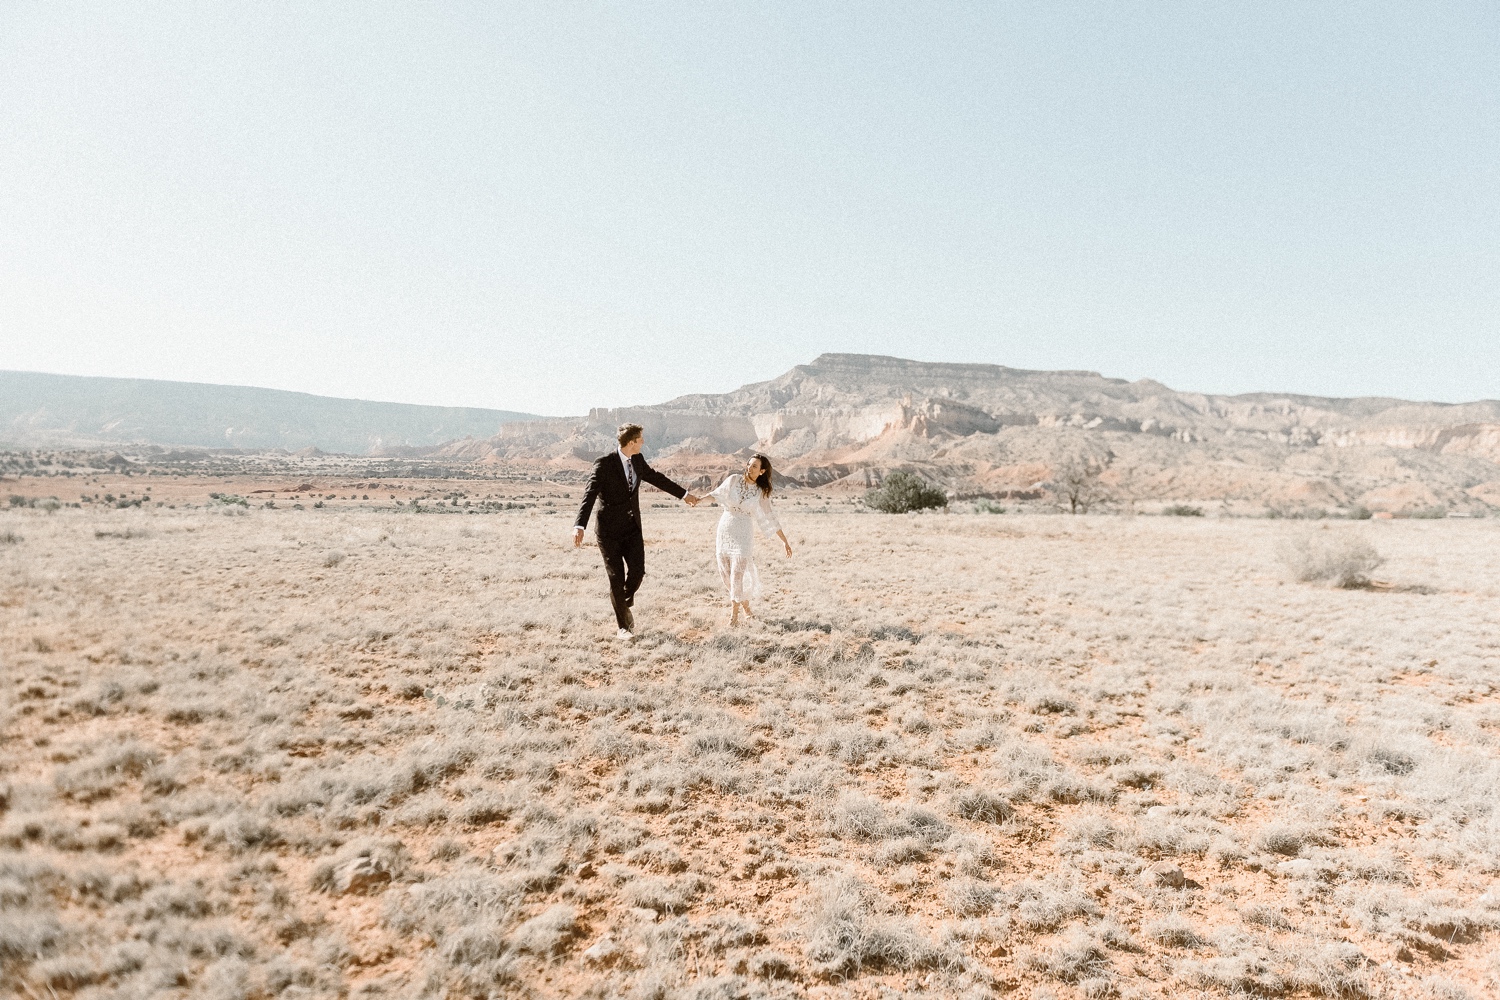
top-left (864, 472), bottom-right (948, 514)
top-left (1162, 505), bottom-right (1203, 517)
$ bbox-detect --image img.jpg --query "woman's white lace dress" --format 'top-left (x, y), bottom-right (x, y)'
top-left (709, 475), bottom-right (782, 601)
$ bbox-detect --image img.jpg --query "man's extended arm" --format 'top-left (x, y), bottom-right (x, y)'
top-left (573, 462), bottom-right (602, 546)
top-left (638, 459), bottom-right (699, 504)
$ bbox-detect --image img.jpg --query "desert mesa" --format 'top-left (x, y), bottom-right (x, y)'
top-left (445, 354), bottom-right (1500, 515)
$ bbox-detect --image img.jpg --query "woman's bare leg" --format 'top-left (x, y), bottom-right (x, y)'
top-left (717, 554), bottom-right (734, 600)
top-left (730, 601), bottom-right (741, 626)
top-left (741, 600), bottom-right (753, 618)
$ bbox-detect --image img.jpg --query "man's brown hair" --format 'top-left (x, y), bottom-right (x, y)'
top-left (617, 423), bottom-right (644, 447)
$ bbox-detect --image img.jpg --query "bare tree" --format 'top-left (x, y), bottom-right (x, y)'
top-left (1052, 457), bottom-right (1109, 514)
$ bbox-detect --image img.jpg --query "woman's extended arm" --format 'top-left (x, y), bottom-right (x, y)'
top-left (757, 494), bottom-right (791, 555)
top-left (700, 476), bottom-right (734, 507)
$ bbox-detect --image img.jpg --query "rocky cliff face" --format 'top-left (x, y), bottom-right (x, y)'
top-left (440, 354), bottom-right (1500, 512)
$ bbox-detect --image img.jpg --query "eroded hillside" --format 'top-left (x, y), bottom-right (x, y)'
top-left (437, 356), bottom-right (1500, 513)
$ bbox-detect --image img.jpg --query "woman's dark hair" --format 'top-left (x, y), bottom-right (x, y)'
top-left (751, 454), bottom-right (773, 497)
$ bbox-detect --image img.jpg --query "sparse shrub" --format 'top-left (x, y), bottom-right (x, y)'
top-left (1051, 457), bottom-right (1110, 514)
top-left (826, 793), bottom-right (888, 841)
top-left (746, 951), bottom-right (797, 979)
top-left (1242, 905), bottom-right (1294, 929)
top-left (951, 789), bottom-right (1013, 824)
top-left (627, 841), bottom-right (688, 874)
top-left (94, 527), bottom-right (149, 539)
top-left (1013, 878), bottom-right (1101, 931)
top-left (1287, 942), bottom-right (1371, 998)
top-left (1025, 691), bottom-right (1077, 715)
top-left (1061, 813), bottom-right (1119, 851)
top-left (1096, 919), bottom-right (1142, 952)
top-left (509, 903), bottom-right (578, 956)
top-left (1409, 505), bottom-right (1448, 519)
top-left (699, 914), bottom-right (767, 954)
top-left (1142, 914), bottom-right (1205, 948)
top-left (205, 812), bottom-right (282, 853)
top-left (460, 793), bottom-right (511, 827)
top-left (1255, 823), bottom-right (1320, 856)
top-left (817, 725), bottom-right (891, 766)
top-left (972, 499), bottom-right (1006, 514)
top-left (322, 549), bottom-right (346, 568)
top-left (624, 875), bottom-right (704, 915)
top-left (1043, 774), bottom-right (1115, 805)
top-left (0, 913), bottom-right (65, 959)
top-left (803, 875), bottom-right (943, 979)
top-left (1277, 532), bottom-right (1384, 587)
top-left (1346, 505), bottom-right (1373, 519)
top-left (54, 742), bottom-right (163, 802)
top-left (0, 530), bottom-right (20, 545)
top-left (864, 471), bottom-right (948, 513)
top-left (1181, 953), bottom-right (1286, 995)
top-left (1021, 928), bottom-right (1112, 983)
top-left (945, 878), bottom-right (997, 916)
top-left (1364, 744), bottom-right (1418, 776)
top-left (866, 622), bottom-right (921, 642)
top-left (901, 712), bottom-right (934, 734)
top-left (1106, 763), bottom-right (1161, 789)
top-left (824, 792), bottom-right (950, 846)
top-left (1423, 977), bottom-right (1478, 1000)
top-left (876, 836), bottom-right (930, 865)
top-left (139, 880), bottom-right (214, 920)
top-left (429, 838), bottom-right (466, 861)
top-left (1131, 818), bottom-right (1211, 858)
top-left (1162, 504), bottom-right (1203, 516)
top-left (382, 870), bottom-right (523, 951)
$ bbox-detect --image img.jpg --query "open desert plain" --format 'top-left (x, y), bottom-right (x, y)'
top-left (3, 472), bottom-right (1500, 1000)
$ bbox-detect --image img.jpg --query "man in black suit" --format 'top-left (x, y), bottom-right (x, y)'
top-left (573, 423), bottom-right (699, 637)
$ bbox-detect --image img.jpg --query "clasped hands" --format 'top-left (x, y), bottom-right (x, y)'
top-left (683, 492), bottom-right (702, 507)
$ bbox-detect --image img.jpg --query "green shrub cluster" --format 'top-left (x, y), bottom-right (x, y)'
top-left (864, 472), bottom-right (948, 514)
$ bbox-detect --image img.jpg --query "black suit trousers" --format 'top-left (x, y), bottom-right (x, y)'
top-left (598, 529), bottom-right (645, 630)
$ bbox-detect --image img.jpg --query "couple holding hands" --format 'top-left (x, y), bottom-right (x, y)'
top-left (572, 423), bottom-right (792, 637)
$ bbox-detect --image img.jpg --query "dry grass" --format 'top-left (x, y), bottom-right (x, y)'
top-left (2, 485), bottom-right (1500, 998)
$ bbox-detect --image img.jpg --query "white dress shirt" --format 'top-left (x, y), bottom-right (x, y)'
top-left (618, 448), bottom-right (637, 490)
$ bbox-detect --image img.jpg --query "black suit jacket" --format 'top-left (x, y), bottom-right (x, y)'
top-left (574, 451), bottom-right (687, 545)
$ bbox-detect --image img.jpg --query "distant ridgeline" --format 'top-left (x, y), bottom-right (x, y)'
top-left (0, 371), bottom-right (539, 455)
top-left (7, 358), bottom-right (1500, 511)
top-left (432, 354), bottom-right (1500, 511)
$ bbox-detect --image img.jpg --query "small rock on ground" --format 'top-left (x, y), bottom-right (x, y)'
top-left (1138, 861), bottom-right (1186, 889)
top-left (336, 857), bottom-right (391, 895)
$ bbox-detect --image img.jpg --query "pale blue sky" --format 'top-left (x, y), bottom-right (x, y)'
top-left (2, 2), bottom-right (1496, 415)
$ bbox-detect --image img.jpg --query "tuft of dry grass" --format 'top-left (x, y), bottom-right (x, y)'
top-left (1278, 530), bottom-right (1385, 587)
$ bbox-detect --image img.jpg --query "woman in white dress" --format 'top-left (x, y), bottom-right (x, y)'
top-left (701, 453), bottom-right (792, 625)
